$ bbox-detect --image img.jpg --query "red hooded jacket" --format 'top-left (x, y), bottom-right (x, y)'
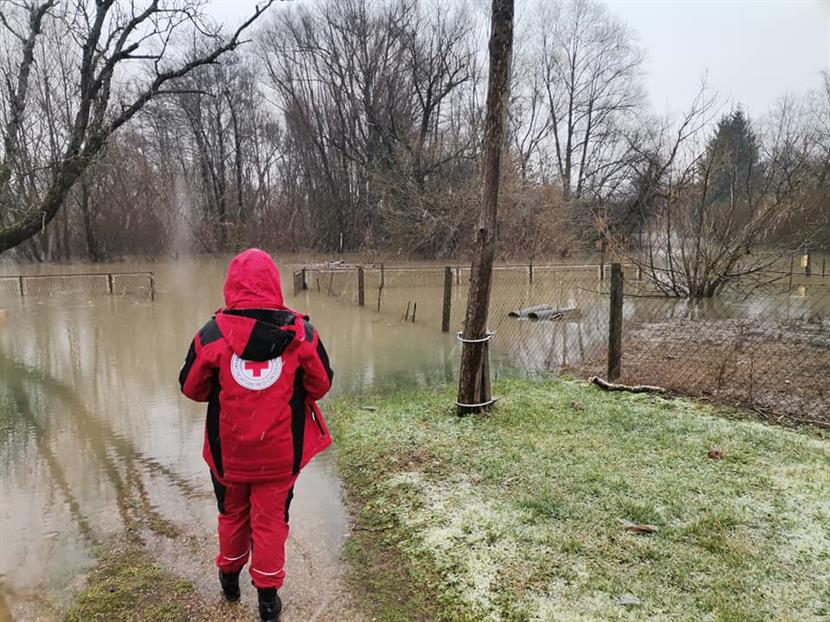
top-left (179, 249), bottom-right (333, 483)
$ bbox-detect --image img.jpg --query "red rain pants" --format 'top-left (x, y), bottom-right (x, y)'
top-left (211, 474), bottom-right (298, 589)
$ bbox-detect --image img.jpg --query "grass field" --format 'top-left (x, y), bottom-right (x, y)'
top-left (330, 378), bottom-right (830, 622)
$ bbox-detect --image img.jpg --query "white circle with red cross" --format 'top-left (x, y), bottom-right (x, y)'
top-left (230, 354), bottom-right (283, 390)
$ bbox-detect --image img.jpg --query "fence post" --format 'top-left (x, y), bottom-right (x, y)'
top-left (18, 275), bottom-right (24, 296)
top-left (599, 238), bottom-right (607, 281)
top-left (608, 263), bottom-right (624, 381)
top-left (380, 262), bottom-right (385, 288)
top-left (788, 255), bottom-right (794, 290)
top-left (804, 253), bottom-right (811, 277)
top-left (107, 274), bottom-right (114, 295)
top-left (148, 274), bottom-right (155, 301)
top-left (302, 268), bottom-right (307, 290)
top-left (442, 266), bottom-right (453, 332)
top-left (357, 266), bottom-right (365, 307)
top-left (528, 259), bottom-right (533, 285)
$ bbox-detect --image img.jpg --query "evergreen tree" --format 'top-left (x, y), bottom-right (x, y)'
top-left (704, 108), bottom-right (762, 236)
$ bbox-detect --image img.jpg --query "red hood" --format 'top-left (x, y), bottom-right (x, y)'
top-left (223, 249), bottom-right (284, 310)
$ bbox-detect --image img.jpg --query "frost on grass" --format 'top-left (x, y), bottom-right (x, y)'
top-left (341, 382), bottom-right (830, 622)
top-left (388, 471), bottom-right (547, 621)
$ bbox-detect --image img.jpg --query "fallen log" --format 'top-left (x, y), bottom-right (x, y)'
top-left (508, 304), bottom-right (552, 318)
top-left (589, 376), bottom-right (666, 394)
top-left (528, 307), bottom-right (577, 321)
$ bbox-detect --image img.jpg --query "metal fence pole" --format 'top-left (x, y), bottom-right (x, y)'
top-left (18, 276), bottom-right (24, 296)
top-left (608, 263), bottom-right (624, 381)
top-left (107, 274), bottom-right (114, 294)
top-left (357, 266), bottom-right (365, 307)
top-left (442, 266), bottom-right (453, 333)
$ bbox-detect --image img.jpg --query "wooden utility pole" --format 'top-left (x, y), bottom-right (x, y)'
top-left (457, 0), bottom-right (514, 415)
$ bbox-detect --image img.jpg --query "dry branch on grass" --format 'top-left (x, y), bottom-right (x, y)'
top-left (589, 376), bottom-right (666, 394)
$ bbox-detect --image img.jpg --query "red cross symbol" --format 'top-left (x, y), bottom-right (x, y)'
top-left (244, 360), bottom-right (269, 377)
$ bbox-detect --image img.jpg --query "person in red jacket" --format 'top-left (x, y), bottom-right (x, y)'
top-left (179, 249), bottom-right (333, 622)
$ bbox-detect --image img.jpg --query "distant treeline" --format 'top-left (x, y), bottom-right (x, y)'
top-left (1, 0), bottom-right (827, 265)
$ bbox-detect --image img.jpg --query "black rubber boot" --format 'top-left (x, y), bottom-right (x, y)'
top-left (218, 569), bottom-right (241, 602)
top-left (257, 587), bottom-right (282, 621)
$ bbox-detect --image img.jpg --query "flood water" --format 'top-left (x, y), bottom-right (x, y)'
top-left (1, 255), bottom-right (827, 619)
top-left (0, 256), bottom-right (461, 620)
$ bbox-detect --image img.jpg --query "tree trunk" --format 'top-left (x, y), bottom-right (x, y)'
top-left (78, 175), bottom-right (100, 261)
top-left (456, 0), bottom-right (514, 415)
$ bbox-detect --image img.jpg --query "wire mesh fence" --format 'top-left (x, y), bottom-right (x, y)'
top-left (0, 272), bottom-right (155, 298)
top-left (299, 261), bottom-right (829, 426)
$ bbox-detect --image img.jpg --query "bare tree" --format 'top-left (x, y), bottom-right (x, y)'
top-left (0, 0), bottom-right (274, 254)
top-left (602, 84), bottom-right (820, 299)
top-left (260, 0), bottom-right (480, 253)
top-left (531, 0), bottom-right (644, 201)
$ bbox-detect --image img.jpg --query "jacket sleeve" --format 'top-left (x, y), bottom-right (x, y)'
top-left (179, 323), bottom-right (220, 402)
top-left (300, 322), bottom-right (334, 401)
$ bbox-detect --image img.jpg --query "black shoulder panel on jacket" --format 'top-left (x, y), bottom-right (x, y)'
top-left (302, 320), bottom-right (314, 343)
top-left (198, 318), bottom-right (222, 346)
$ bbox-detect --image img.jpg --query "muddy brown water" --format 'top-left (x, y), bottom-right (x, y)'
top-left (0, 256), bottom-right (461, 621)
top-left (0, 255), bottom-right (828, 620)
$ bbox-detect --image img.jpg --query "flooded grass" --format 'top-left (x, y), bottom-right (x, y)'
top-left (61, 540), bottom-right (273, 622)
top-left (330, 379), bottom-right (830, 621)
top-left (582, 318), bottom-right (830, 427)
top-left (63, 544), bottom-right (209, 622)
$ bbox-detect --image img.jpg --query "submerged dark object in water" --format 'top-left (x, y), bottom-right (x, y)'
top-left (508, 305), bottom-right (579, 321)
top-left (507, 304), bottom-right (554, 318)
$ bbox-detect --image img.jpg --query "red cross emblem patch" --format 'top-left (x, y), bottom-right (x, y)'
top-left (230, 353), bottom-right (283, 390)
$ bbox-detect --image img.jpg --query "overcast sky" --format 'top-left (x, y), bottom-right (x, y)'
top-left (206, 0), bottom-right (829, 119)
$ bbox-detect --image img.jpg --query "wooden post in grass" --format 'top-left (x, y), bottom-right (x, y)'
top-left (442, 266), bottom-right (453, 333)
top-left (18, 275), bottom-right (24, 296)
top-left (528, 259), bottom-right (534, 285)
top-left (358, 266), bottom-right (365, 306)
top-left (457, 0), bottom-right (514, 415)
top-left (301, 268), bottom-right (307, 290)
top-left (608, 263), bottom-right (624, 381)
